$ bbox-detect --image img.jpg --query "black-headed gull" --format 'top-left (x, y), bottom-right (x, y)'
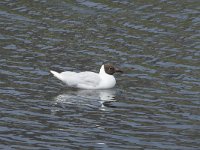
top-left (50, 64), bottom-right (123, 89)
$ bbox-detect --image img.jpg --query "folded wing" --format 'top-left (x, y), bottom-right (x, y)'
top-left (59, 71), bottom-right (101, 89)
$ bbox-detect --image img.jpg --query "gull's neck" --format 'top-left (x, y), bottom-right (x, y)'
top-left (99, 65), bottom-right (106, 75)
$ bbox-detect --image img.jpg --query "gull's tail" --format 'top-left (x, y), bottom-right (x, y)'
top-left (50, 70), bottom-right (63, 81)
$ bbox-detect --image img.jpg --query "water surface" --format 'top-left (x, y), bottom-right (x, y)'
top-left (0, 0), bottom-right (200, 149)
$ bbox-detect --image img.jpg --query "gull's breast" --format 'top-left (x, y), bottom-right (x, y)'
top-left (97, 74), bottom-right (116, 89)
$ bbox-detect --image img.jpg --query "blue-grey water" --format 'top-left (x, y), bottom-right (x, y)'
top-left (0, 0), bottom-right (200, 149)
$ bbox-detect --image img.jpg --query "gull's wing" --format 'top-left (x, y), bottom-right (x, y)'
top-left (60, 71), bottom-right (101, 89)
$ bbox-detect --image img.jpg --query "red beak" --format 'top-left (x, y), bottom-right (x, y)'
top-left (115, 68), bottom-right (123, 73)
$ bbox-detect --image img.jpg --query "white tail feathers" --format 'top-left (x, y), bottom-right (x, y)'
top-left (50, 70), bottom-right (62, 80)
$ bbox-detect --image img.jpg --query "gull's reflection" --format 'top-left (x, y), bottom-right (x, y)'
top-left (54, 89), bottom-right (116, 110)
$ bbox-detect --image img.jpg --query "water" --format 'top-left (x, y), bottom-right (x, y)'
top-left (0, 0), bottom-right (200, 149)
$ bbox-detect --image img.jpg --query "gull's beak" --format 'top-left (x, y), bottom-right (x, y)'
top-left (115, 68), bottom-right (123, 73)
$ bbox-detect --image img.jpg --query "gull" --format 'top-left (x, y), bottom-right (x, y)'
top-left (50, 63), bottom-right (123, 89)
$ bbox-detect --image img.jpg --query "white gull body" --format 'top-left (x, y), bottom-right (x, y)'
top-left (50, 65), bottom-right (116, 89)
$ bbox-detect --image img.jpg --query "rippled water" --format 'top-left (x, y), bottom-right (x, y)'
top-left (0, 0), bottom-right (200, 149)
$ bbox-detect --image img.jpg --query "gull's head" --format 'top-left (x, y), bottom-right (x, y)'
top-left (100, 63), bottom-right (123, 75)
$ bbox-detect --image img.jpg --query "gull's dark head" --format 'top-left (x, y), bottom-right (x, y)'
top-left (103, 63), bottom-right (123, 75)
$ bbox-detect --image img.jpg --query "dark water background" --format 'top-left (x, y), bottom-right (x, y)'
top-left (0, 0), bottom-right (200, 149)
